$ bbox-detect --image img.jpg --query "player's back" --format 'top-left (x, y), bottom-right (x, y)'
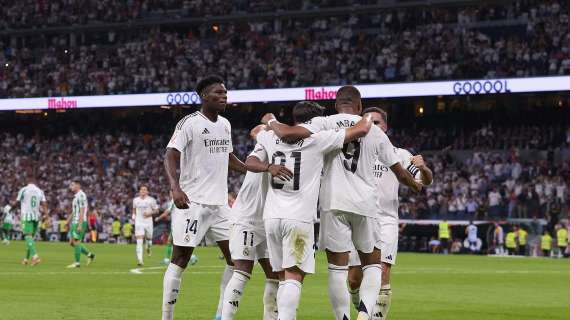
top-left (302, 113), bottom-right (398, 217)
top-left (255, 129), bottom-right (345, 223)
top-left (18, 184), bottom-right (45, 220)
top-left (230, 171), bottom-right (268, 226)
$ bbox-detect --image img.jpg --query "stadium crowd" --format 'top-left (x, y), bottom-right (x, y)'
top-left (1, 122), bottom-right (568, 243)
top-left (2, 1), bottom-right (570, 97)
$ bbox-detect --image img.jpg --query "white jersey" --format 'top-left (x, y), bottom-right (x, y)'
top-left (17, 184), bottom-right (46, 221)
top-left (133, 196), bottom-right (159, 225)
top-left (374, 148), bottom-right (422, 221)
top-left (167, 111), bottom-right (233, 206)
top-left (2, 207), bottom-right (14, 225)
top-left (300, 114), bottom-right (398, 217)
top-left (71, 190), bottom-right (88, 225)
top-left (254, 129), bottom-right (346, 223)
top-left (231, 145), bottom-right (270, 226)
top-left (467, 224), bottom-right (478, 242)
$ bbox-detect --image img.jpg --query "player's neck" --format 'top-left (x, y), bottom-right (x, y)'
top-left (200, 107), bottom-right (219, 122)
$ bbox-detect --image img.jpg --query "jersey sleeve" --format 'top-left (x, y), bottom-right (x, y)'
top-left (372, 127), bottom-right (398, 167)
top-left (399, 149), bottom-right (422, 180)
top-left (249, 143), bottom-right (268, 162)
top-left (225, 118), bottom-right (234, 153)
top-left (151, 198), bottom-right (159, 210)
top-left (40, 190), bottom-right (47, 202)
top-left (299, 116), bottom-right (328, 133)
top-left (167, 118), bottom-right (193, 152)
top-left (251, 131), bottom-right (270, 161)
top-left (313, 129), bottom-right (346, 154)
top-left (17, 188), bottom-right (24, 201)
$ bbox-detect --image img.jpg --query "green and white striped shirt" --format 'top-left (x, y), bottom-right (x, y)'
top-left (72, 190), bottom-right (88, 224)
top-left (17, 184), bottom-right (46, 221)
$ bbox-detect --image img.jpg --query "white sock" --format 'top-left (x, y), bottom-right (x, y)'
top-left (357, 264), bottom-right (382, 320)
top-left (162, 263), bottom-right (184, 320)
top-left (349, 287), bottom-right (360, 311)
top-left (328, 264), bottom-right (350, 320)
top-left (215, 264), bottom-right (234, 317)
top-left (263, 279), bottom-right (279, 320)
top-left (221, 270), bottom-right (251, 320)
top-left (374, 284), bottom-right (392, 320)
top-left (136, 238), bottom-right (143, 263)
top-left (146, 238), bottom-right (152, 251)
top-left (277, 279), bottom-right (302, 320)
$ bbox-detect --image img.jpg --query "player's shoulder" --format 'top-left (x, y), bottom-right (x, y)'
top-left (217, 114), bottom-right (231, 127)
top-left (395, 147), bottom-right (413, 159)
top-left (175, 111), bottom-right (202, 129)
top-left (256, 129), bottom-right (274, 142)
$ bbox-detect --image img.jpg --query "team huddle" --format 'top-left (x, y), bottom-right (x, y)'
top-left (161, 76), bottom-right (433, 320)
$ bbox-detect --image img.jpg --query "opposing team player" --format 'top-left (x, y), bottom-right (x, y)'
top-left (133, 185), bottom-right (159, 266)
top-left (12, 176), bottom-right (47, 265)
top-left (162, 76), bottom-right (248, 320)
top-left (247, 101), bottom-right (374, 320)
top-left (66, 181), bottom-right (95, 268)
top-left (221, 124), bottom-right (293, 320)
top-left (346, 107), bottom-right (433, 320)
top-left (1, 205), bottom-right (14, 245)
top-left (262, 86), bottom-right (423, 320)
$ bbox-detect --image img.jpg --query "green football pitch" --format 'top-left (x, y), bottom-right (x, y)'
top-left (1, 241), bottom-right (568, 320)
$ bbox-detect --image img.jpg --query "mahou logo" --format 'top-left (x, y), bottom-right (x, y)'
top-left (47, 97), bottom-right (78, 109)
top-left (305, 88), bottom-right (337, 100)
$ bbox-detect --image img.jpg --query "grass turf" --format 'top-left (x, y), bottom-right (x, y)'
top-left (1, 241), bottom-right (569, 320)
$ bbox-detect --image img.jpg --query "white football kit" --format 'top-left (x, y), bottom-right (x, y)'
top-left (349, 148), bottom-right (422, 266)
top-left (254, 129), bottom-right (346, 274)
top-left (166, 111), bottom-right (232, 247)
top-left (229, 145), bottom-right (271, 261)
top-left (300, 114), bottom-right (399, 254)
top-left (133, 196), bottom-right (159, 238)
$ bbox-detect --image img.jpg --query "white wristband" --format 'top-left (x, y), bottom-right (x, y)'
top-left (267, 119), bottom-right (276, 126)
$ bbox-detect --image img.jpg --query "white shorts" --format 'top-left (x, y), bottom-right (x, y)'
top-left (172, 202), bottom-right (230, 247)
top-left (265, 218), bottom-right (315, 274)
top-left (135, 223), bottom-right (153, 239)
top-left (319, 210), bottom-right (380, 254)
top-left (348, 219), bottom-right (398, 266)
top-left (229, 222), bottom-right (269, 261)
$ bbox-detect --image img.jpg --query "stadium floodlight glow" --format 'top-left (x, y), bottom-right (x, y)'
top-left (1, 75), bottom-right (570, 111)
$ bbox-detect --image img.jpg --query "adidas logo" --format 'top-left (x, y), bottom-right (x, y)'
top-left (167, 299), bottom-right (177, 305)
top-left (202, 128), bottom-right (210, 134)
top-left (229, 301), bottom-right (239, 307)
top-left (386, 255), bottom-right (393, 261)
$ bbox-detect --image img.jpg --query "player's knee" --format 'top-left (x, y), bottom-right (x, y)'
top-left (347, 267), bottom-right (363, 290)
top-left (233, 260), bottom-right (254, 274)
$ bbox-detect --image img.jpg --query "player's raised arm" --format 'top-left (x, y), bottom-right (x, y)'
top-left (261, 112), bottom-right (313, 140)
top-left (343, 113), bottom-right (372, 143)
top-left (410, 155), bottom-right (434, 186)
top-left (390, 163), bottom-right (423, 193)
top-left (229, 153), bottom-right (247, 174)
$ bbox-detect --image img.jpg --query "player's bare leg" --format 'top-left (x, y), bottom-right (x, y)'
top-left (259, 258), bottom-right (279, 320)
top-left (356, 248), bottom-right (383, 320)
top-left (348, 265), bottom-right (363, 310)
top-left (162, 245), bottom-right (194, 320)
top-left (326, 250), bottom-right (351, 320)
top-left (277, 267), bottom-right (305, 320)
top-left (135, 235), bottom-right (144, 266)
top-left (214, 240), bottom-right (235, 320)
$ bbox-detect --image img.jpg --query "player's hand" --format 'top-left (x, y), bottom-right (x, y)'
top-left (411, 155), bottom-right (426, 169)
top-left (172, 188), bottom-right (190, 209)
top-left (267, 164), bottom-right (293, 181)
top-left (261, 113), bottom-right (276, 125)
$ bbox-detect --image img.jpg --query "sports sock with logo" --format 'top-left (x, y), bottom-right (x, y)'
top-left (215, 264), bottom-right (234, 317)
top-left (221, 270), bottom-right (251, 319)
top-left (162, 263), bottom-right (183, 320)
top-left (357, 264), bottom-right (382, 320)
